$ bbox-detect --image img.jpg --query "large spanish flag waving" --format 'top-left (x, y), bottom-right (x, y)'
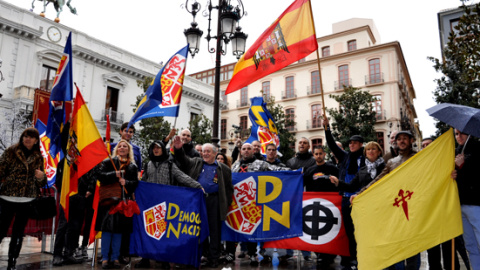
top-left (351, 129), bottom-right (462, 270)
top-left (60, 85), bottom-right (109, 220)
top-left (225, 0), bottom-right (317, 94)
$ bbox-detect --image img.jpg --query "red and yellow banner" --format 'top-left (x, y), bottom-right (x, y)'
top-left (225, 0), bottom-right (318, 94)
top-left (60, 85), bottom-right (109, 220)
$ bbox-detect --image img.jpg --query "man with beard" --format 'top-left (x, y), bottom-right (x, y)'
top-left (354, 131), bottom-right (420, 269)
top-left (383, 130), bottom-right (399, 163)
top-left (265, 143), bottom-right (285, 166)
top-left (324, 116), bottom-right (365, 270)
top-left (286, 138), bottom-right (316, 171)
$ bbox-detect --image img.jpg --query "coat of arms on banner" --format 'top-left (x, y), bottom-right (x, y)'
top-left (226, 177), bottom-right (262, 235)
top-left (144, 202), bottom-right (168, 240)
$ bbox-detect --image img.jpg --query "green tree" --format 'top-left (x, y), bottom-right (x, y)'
top-left (132, 77), bottom-right (172, 163)
top-left (264, 96), bottom-right (296, 163)
top-left (428, 1), bottom-right (480, 136)
top-left (188, 115), bottom-right (213, 145)
top-left (326, 86), bottom-right (377, 147)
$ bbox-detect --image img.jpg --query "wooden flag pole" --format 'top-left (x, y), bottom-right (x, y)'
top-left (307, 0), bottom-right (327, 117)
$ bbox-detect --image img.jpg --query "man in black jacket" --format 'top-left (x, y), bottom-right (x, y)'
top-left (286, 137), bottom-right (315, 171)
top-left (180, 129), bottom-right (200, 158)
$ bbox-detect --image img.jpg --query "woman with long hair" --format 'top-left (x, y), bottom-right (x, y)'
top-left (216, 152), bottom-right (232, 168)
top-left (0, 127), bottom-right (47, 270)
top-left (96, 139), bottom-right (138, 269)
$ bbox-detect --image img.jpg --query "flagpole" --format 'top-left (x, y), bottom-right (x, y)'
top-left (307, 0), bottom-right (327, 117)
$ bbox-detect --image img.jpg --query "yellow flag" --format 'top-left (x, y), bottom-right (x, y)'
top-left (351, 129), bottom-right (462, 270)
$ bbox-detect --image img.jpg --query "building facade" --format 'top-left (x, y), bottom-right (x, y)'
top-left (190, 18), bottom-right (420, 154)
top-left (0, 0), bottom-right (216, 147)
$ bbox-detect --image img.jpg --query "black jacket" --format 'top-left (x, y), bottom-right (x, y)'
top-left (338, 162), bottom-right (386, 193)
top-left (286, 152), bottom-right (316, 170)
top-left (456, 139), bottom-right (480, 206)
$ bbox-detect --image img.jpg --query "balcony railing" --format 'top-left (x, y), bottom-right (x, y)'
top-left (101, 109), bottom-right (124, 124)
top-left (236, 100), bottom-right (250, 108)
top-left (307, 85), bottom-right (322, 95)
top-left (334, 79), bottom-right (352, 90)
top-left (281, 89), bottom-right (297, 100)
top-left (365, 73), bottom-right (384, 85)
top-left (306, 119), bottom-right (323, 129)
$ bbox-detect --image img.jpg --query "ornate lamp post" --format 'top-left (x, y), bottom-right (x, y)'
top-left (183, 0), bottom-right (248, 146)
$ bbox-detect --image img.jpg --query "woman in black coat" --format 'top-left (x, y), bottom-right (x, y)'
top-left (330, 141), bottom-right (385, 193)
top-left (96, 140), bottom-right (138, 269)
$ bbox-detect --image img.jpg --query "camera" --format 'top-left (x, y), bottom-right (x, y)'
top-left (232, 124), bottom-right (241, 130)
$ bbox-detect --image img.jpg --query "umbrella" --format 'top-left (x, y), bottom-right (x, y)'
top-left (109, 186), bottom-right (140, 217)
top-left (426, 103), bottom-right (480, 138)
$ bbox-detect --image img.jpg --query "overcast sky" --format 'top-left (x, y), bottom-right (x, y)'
top-left (3, 0), bottom-right (472, 137)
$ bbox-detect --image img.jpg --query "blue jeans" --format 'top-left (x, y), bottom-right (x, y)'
top-left (101, 232), bottom-right (122, 261)
top-left (462, 205), bottom-right (480, 270)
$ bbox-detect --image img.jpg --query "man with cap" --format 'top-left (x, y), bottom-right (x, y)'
top-left (353, 130), bottom-right (420, 269)
top-left (383, 130), bottom-right (399, 163)
top-left (323, 116), bottom-right (365, 270)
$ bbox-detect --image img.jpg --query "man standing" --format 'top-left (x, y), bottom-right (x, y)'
top-left (172, 136), bottom-right (233, 268)
top-left (383, 130), bottom-right (399, 163)
top-left (355, 131), bottom-right (420, 269)
top-left (179, 129), bottom-right (201, 158)
top-left (195, 143), bottom-right (203, 158)
top-left (251, 140), bottom-right (265, 160)
top-left (303, 145), bottom-right (339, 266)
top-left (230, 143), bottom-right (290, 266)
top-left (265, 143), bottom-right (285, 166)
top-left (324, 117), bottom-right (365, 269)
top-left (286, 137), bottom-right (316, 171)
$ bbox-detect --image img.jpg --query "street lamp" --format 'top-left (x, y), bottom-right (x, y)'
top-left (183, 0), bottom-right (248, 146)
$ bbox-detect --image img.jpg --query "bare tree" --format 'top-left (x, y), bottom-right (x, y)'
top-left (0, 105), bottom-right (33, 154)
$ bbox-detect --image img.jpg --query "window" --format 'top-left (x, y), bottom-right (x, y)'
top-left (190, 112), bottom-right (199, 122)
top-left (240, 116), bottom-right (248, 131)
top-left (221, 119), bottom-right (227, 140)
top-left (221, 90), bottom-right (227, 103)
top-left (369, 58), bottom-right (381, 84)
top-left (105, 86), bottom-right (120, 122)
top-left (285, 76), bottom-right (295, 98)
top-left (450, 19), bottom-right (460, 36)
top-left (311, 104), bottom-right (322, 128)
top-left (40, 65), bottom-right (57, 91)
top-left (262, 81), bottom-right (270, 100)
top-left (338, 65), bottom-right (349, 89)
top-left (376, 132), bottom-right (385, 152)
top-left (240, 87), bottom-right (248, 107)
top-left (348, 40), bottom-right (357, 51)
top-left (322, 46), bottom-right (330, 57)
top-left (311, 139), bottom-right (323, 150)
top-left (372, 95), bottom-right (383, 120)
top-left (285, 108), bottom-right (295, 131)
top-left (311, 71), bottom-right (321, 94)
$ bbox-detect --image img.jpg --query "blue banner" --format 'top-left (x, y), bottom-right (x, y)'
top-left (222, 171), bottom-right (303, 242)
top-left (46, 32), bottom-right (73, 157)
top-left (246, 97), bottom-right (280, 156)
top-left (130, 181), bottom-right (208, 267)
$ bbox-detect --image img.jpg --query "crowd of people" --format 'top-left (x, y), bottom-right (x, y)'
top-left (0, 118), bottom-right (478, 270)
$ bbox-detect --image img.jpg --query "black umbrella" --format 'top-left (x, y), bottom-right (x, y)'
top-left (427, 103), bottom-right (480, 138)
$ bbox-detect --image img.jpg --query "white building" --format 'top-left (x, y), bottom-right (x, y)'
top-left (0, 0), bottom-right (217, 144)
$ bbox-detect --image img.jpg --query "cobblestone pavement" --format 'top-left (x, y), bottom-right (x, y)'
top-left (0, 236), bottom-right (470, 270)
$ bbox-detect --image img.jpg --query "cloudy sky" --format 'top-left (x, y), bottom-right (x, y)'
top-left (3, 0), bottom-right (471, 137)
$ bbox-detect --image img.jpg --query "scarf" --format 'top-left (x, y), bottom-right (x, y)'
top-left (365, 157), bottom-right (384, 179)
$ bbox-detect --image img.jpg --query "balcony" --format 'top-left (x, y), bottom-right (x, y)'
top-left (306, 119), bottom-right (323, 129)
top-left (307, 85), bottom-right (322, 96)
top-left (334, 79), bottom-right (352, 90)
top-left (14, 86), bottom-right (35, 100)
top-left (236, 100), bottom-right (250, 108)
top-left (101, 109), bottom-right (124, 124)
top-left (365, 73), bottom-right (384, 85)
top-left (281, 89), bottom-right (297, 100)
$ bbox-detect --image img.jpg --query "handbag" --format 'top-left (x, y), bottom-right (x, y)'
top-left (30, 187), bottom-right (57, 220)
top-left (99, 182), bottom-right (122, 207)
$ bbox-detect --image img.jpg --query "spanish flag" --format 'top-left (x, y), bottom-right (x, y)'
top-left (351, 129), bottom-right (462, 270)
top-left (60, 85), bottom-right (109, 220)
top-left (225, 0), bottom-right (318, 94)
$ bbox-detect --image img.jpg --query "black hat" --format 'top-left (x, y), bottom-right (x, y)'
top-left (348, 135), bottom-right (364, 143)
top-left (395, 131), bottom-right (414, 140)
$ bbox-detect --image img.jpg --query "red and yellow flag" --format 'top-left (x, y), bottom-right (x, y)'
top-left (60, 85), bottom-right (109, 220)
top-left (351, 129), bottom-right (462, 269)
top-left (225, 0), bottom-right (318, 94)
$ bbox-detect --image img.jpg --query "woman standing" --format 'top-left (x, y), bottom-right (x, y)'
top-left (330, 141), bottom-right (385, 192)
top-left (216, 152), bottom-right (232, 168)
top-left (0, 127), bottom-right (47, 270)
top-left (96, 140), bottom-right (138, 269)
